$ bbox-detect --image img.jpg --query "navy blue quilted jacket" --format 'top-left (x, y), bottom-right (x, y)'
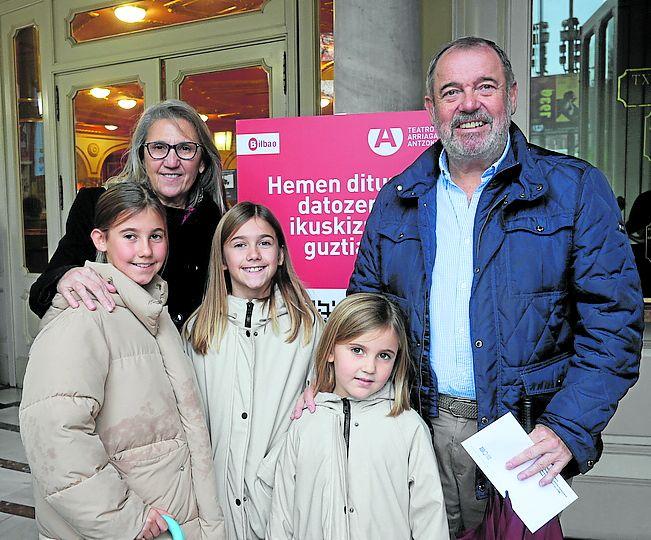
top-left (348, 124), bottom-right (643, 479)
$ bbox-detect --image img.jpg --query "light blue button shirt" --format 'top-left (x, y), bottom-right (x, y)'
top-left (430, 136), bottom-right (511, 399)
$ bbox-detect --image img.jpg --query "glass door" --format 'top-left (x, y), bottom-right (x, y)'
top-left (1, 5), bottom-right (51, 387)
top-left (55, 60), bottom-right (161, 220)
top-left (0, 60), bottom-right (161, 382)
top-left (164, 41), bottom-right (288, 205)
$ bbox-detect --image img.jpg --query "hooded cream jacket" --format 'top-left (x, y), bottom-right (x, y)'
top-left (265, 386), bottom-right (448, 540)
top-left (186, 293), bottom-right (320, 540)
top-left (19, 262), bottom-right (225, 540)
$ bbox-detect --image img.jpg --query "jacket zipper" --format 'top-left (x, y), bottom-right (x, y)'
top-left (342, 398), bottom-right (351, 457)
top-left (245, 300), bottom-right (254, 328)
top-left (418, 288), bottom-right (429, 415)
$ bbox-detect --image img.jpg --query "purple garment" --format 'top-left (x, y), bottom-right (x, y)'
top-left (457, 491), bottom-right (563, 540)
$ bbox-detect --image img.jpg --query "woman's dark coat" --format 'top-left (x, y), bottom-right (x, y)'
top-left (29, 187), bottom-right (220, 329)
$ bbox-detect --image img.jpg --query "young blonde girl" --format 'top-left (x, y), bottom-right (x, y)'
top-left (266, 293), bottom-right (448, 540)
top-left (20, 183), bottom-right (224, 540)
top-left (185, 202), bottom-right (322, 539)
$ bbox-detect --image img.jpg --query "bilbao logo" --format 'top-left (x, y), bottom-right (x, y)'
top-left (367, 127), bottom-right (403, 156)
top-left (236, 133), bottom-right (280, 155)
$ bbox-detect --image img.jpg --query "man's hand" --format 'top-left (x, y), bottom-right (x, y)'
top-left (290, 385), bottom-right (316, 420)
top-left (505, 424), bottom-right (572, 486)
top-left (57, 267), bottom-right (116, 312)
top-left (136, 508), bottom-right (169, 539)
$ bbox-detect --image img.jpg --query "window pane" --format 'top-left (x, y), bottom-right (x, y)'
top-left (14, 26), bottom-right (47, 273)
top-left (529, 0), bottom-right (651, 297)
top-left (179, 66), bottom-right (270, 205)
top-left (70, 0), bottom-right (266, 43)
top-left (72, 82), bottom-right (144, 191)
top-left (320, 0), bottom-right (334, 114)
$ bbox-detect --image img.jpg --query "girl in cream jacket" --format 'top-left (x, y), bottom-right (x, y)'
top-left (185, 202), bottom-right (322, 539)
top-left (266, 293), bottom-right (448, 540)
top-left (20, 183), bottom-right (225, 540)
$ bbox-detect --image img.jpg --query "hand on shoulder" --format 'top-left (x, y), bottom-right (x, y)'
top-left (57, 266), bottom-right (116, 312)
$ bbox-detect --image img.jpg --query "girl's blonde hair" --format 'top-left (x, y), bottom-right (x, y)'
top-left (186, 202), bottom-right (321, 354)
top-left (313, 293), bottom-right (411, 416)
top-left (94, 182), bottom-right (167, 263)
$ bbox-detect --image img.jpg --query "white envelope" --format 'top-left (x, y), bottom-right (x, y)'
top-left (461, 412), bottom-right (578, 533)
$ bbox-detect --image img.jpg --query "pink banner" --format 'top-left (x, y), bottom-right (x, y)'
top-left (236, 111), bottom-right (436, 299)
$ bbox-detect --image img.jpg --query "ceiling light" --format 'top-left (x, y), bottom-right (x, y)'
top-left (117, 98), bottom-right (137, 109)
top-left (200, 114), bottom-right (209, 122)
top-left (90, 87), bottom-right (110, 99)
top-left (114, 5), bottom-right (146, 23)
top-left (104, 124), bottom-right (118, 131)
top-left (320, 97), bottom-right (331, 108)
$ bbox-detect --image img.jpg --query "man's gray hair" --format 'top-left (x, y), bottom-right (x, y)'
top-left (425, 36), bottom-right (515, 97)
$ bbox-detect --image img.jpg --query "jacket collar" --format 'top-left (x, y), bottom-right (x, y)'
top-left (393, 123), bottom-right (548, 204)
top-left (49, 262), bottom-right (167, 336)
top-left (315, 382), bottom-right (396, 412)
top-left (226, 289), bottom-right (288, 329)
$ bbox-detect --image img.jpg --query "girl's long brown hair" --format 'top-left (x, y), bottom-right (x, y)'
top-left (186, 202), bottom-right (321, 354)
top-left (312, 293), bottom-right (411, 416)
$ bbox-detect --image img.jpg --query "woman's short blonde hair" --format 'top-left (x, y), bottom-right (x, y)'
top-left (313, 293), bottom-right (411, 416)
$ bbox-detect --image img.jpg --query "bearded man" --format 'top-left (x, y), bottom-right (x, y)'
top-left (347, 37), bottom-right (643, 536)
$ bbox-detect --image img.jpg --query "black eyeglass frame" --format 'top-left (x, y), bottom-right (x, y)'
top-left (142, 141), bottom-right (203, 161)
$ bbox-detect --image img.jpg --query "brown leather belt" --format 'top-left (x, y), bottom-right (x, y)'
top-left (438, 394), bottom-right (478, 419)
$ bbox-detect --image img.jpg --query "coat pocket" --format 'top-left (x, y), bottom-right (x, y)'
top-left (248, 443), bottom-right (284, 538)
top-left (520, 352), bottom-right (571, 396)
top-left (111, 439), bottom-right (196, 522)
top-left (504, 213), bottom-right (573, 295)
top-left (377, 222), bottom-right (422, 299)
top-left (519, 353), bottom-right (572, 426)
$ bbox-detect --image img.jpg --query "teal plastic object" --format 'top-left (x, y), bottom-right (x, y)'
top-left (162, 515), bottom-right (185, 540)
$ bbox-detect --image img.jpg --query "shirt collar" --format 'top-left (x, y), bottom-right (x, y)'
top-left (438, 133), bottom-right (511, 189)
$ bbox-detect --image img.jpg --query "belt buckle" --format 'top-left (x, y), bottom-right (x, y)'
top-left (448, 399), bottom-right (467, 418)
top-left (447, 397), bottom-right (477, 419)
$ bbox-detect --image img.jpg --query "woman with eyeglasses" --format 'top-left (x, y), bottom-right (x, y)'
top-left (29, 99), bottom-right (227, 329)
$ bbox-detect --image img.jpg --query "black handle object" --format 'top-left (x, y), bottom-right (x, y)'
top-left (521, 396), bottom-right (533, 433)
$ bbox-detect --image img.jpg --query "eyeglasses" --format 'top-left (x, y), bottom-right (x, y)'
top-left (143, 141), bottom-right (202, 160)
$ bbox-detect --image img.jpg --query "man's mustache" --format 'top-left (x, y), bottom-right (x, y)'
top-left (451, 112), bottom-right (493, 128)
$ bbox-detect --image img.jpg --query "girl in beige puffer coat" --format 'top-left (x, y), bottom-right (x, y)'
top-left (265, 293), bottom-right (449, 539)
top-left (184, 202), bottom-right (322, 540)
top-left (20, 183), bottom-right (225, 540)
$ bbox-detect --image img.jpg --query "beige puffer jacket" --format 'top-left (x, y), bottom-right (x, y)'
top-left (186, 293), bottom-right (320, 540)
top-left (19, 262), bottom-right (225, 540)
top-left (265, 385), bottom-right (449, 540)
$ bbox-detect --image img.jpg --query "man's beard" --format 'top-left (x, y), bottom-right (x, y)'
top-left (434, 100), bottom-right (511, 165)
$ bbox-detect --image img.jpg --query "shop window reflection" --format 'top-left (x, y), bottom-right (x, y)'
top-left (178, 66), bottom-right (270, 206)
top-left (14, 26), bottom-right (47, 273)
top-left (530, 0), bottom-right (651, 298)
top-left (320, 0), bottom-right (334, 114)
top-left (72, 82), bottom-right (143, 191)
